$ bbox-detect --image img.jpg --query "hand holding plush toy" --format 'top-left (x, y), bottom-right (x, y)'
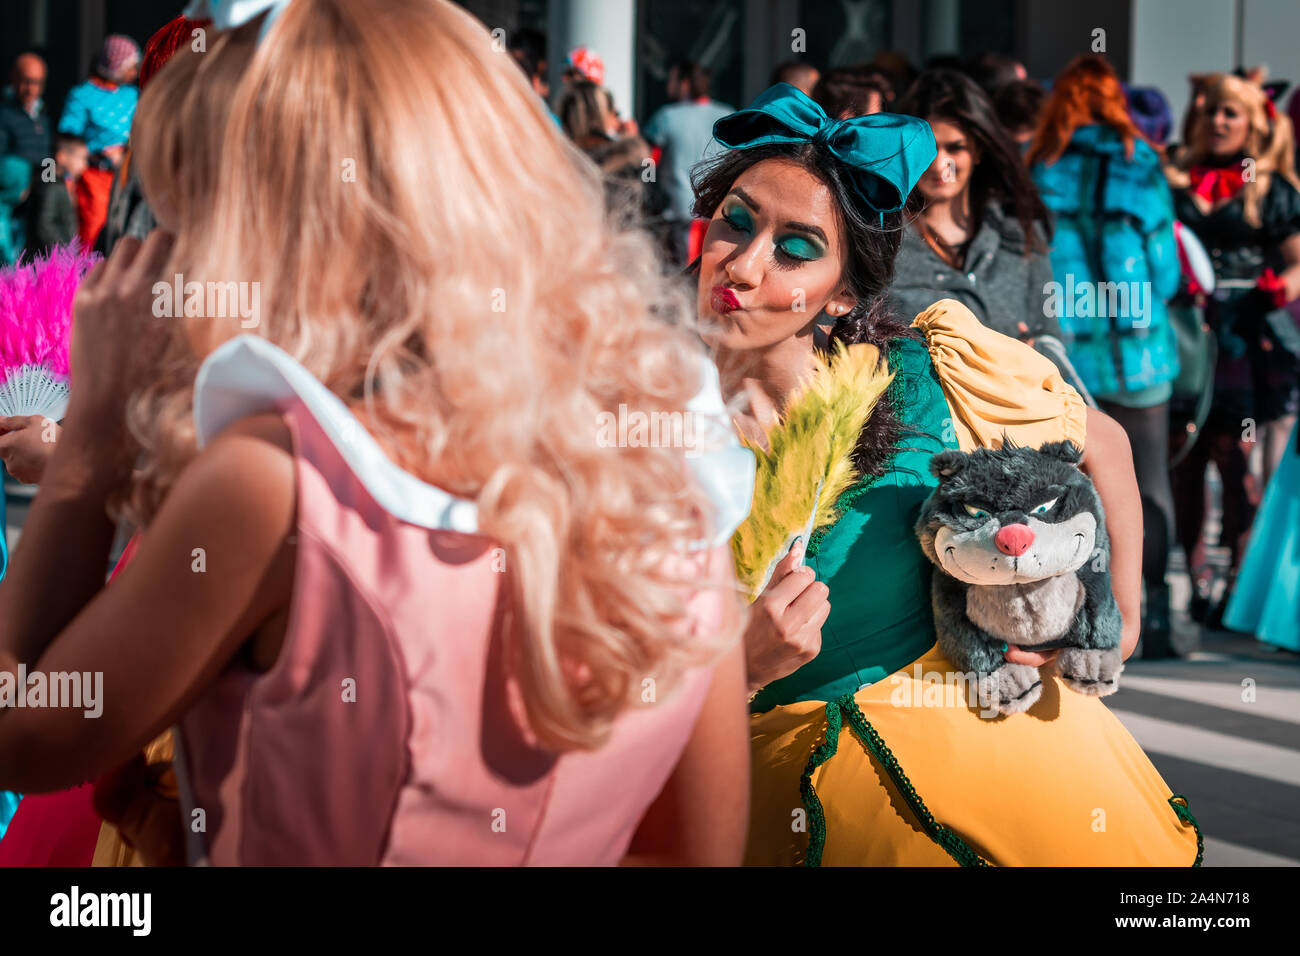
top-left (914, 440), bottom-right (1124, 716)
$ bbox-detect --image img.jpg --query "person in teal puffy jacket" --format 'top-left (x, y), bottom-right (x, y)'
top-left (0, 154), bottom-right (31, 265)
top-left (1028, 55), bottom-right (1182, 657)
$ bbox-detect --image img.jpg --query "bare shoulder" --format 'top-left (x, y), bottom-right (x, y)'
top-left (152, 411), bottom-right (296, 553)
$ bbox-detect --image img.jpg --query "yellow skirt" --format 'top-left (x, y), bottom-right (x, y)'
top-left (746, 643), bottom-right (1202, 866)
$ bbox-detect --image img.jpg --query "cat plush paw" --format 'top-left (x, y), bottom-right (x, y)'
top-left (976, 663), bottom-right (1043, 716)
top-left (1056, 646), bottom-right (1124, 697)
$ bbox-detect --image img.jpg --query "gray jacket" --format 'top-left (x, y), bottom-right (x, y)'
top-left (887, 203), bottom-right (1061, 343)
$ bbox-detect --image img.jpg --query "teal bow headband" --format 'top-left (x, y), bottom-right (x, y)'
top-left (712, 83), bottom-right (937, 218)
top-left (184, 0), bottom-right (291, 41)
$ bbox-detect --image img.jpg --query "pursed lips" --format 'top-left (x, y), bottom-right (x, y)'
top-left (710, 285), bottom-right (740, 314)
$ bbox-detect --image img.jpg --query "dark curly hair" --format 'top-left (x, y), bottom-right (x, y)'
top-left (811, 65), bottom-right (896, 119)
top-left (691, 140), bottom-right (924, 477)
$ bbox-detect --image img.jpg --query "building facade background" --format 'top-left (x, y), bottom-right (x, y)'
top-left (2, 0), bottom-right (1298, 137)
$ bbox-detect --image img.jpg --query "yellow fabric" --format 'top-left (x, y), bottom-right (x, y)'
top-left (91, 731), bottom-right (175, 868)
top-left (746, 644), bottom-right (1200, 866)
top-left (744, 304), bottom-right (1198, 865)
top-left (912, 298), bottom-right (1088, 454)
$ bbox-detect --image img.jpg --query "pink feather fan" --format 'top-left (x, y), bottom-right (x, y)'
top-left (0, 243), bottom-right (100, 421)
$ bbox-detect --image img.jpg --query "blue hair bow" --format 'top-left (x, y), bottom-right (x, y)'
top-left (184, 0), bottom-right (291, 40)
top-left (712, 83), bottom-right (937, 216)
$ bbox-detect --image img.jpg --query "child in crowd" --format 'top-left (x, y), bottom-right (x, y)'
top-left (24, 134), bottom-right (87, 258)
top-left (57, 35), bottom-right (140, 249)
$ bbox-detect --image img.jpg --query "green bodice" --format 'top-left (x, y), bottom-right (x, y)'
top-left (750, 336), bottom-right (959, 712)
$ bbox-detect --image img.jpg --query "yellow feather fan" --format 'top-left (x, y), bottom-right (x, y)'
top-left (731, 341), bottom-right (894, 600)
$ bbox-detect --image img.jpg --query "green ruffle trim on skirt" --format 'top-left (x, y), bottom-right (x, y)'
top-left (797, 694), bottom-right (1204, 867)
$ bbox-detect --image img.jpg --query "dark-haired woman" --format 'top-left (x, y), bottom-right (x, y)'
top-left (694, 84), bottom-right (1202, 865)
top-left (888, 70), bottom-right (1063, 347)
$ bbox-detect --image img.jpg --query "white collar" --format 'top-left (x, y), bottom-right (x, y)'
top-left (193, 335), bottom-right (754, 546)
top-left (194, 335), bottom-right (478, 533)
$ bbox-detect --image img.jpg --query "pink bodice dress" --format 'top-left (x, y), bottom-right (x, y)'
top-left (171, 336), bottom-right (753, 865)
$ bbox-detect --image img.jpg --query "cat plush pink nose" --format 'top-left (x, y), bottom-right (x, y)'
top-left (995, 523), bottom-right (1035, 556)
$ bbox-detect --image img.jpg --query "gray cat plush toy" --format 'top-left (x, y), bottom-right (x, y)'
top-left (914, 440), bottom-right (1123, 715)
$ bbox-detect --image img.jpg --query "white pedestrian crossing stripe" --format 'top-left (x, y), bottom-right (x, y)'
top-left (1109, 709), bottom-right (1300, 789)
top-left (1118, 674), bottom-right (1300, 725)
top-left (1202, 837), bottom-right (1299, 867)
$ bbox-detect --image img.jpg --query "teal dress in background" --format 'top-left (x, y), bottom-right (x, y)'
top-left (1225, 418), bottom-right (1300, 650)
top-left (751, 335), bottom-right (958, 711)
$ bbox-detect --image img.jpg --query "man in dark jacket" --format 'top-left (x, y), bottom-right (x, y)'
top-left (0, 53), bottom-right (52, 172)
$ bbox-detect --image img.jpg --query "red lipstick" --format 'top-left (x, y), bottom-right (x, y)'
top-left (711, 286), bottom-right (740, 314)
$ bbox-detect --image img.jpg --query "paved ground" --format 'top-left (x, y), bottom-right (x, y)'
top-left (1118, 616), bottom-right (1300, 866)
top-left (1121, 468), bottom-right (1300, 867)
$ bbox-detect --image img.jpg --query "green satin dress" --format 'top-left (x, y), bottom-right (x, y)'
top-left (751, 335), bottom-right (956, 711)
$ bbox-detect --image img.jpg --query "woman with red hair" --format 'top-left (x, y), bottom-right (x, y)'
top-left (1028, 55), bottom-right (1183, 657)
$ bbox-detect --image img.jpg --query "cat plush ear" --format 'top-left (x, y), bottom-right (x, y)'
top-left (929, 450), bottom-right (969, 479)
top-left (1038, 440), bottom-right (1082, 464)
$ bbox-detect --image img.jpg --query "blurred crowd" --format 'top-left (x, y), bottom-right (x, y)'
top-left (519, 38), bottom-right (1300, 658)
top-left (3, 28), bottom-right (1299, 658)
top-left (1, 36), bottom-right (143, 261)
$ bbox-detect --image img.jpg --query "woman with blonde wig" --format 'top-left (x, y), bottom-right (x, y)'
top-left (0, 0), bottom-right (753, 865)
top-left (1166, 71), bottom-right (1300, 627)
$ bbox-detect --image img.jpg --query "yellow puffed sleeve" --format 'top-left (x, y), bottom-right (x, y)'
top-left (911, 298), bottom-right (1088, 453)
top-left (91, 731), bottom-right (176, 867)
